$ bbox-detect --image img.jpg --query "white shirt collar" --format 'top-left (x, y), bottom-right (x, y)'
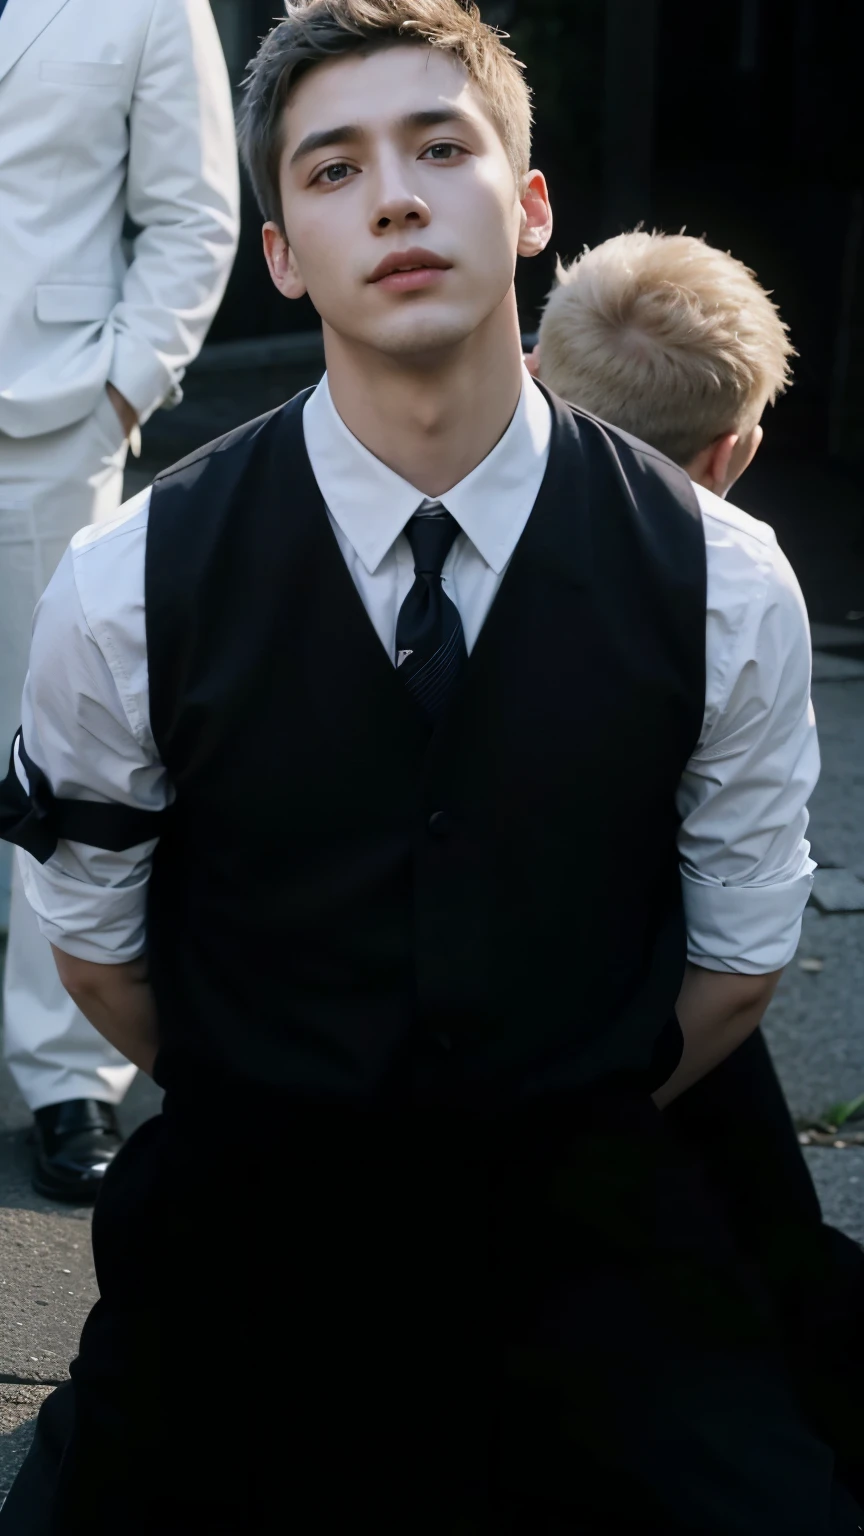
top-left (302, 368), bottom-right (553, 576)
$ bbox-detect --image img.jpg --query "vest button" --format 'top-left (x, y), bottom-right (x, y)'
top-left (428, 811), bottom-right (449, 839)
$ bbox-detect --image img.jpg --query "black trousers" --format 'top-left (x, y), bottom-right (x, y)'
top-left (664, 1027), bottom-right (864, 1503)
top-left (4, 1036), bottom-right (863, 1535)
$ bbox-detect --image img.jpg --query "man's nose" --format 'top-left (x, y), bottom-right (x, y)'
top-left (369, 160), bottom-right (431, 232)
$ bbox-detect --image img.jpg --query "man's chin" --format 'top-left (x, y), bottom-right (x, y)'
top-left (350, 310), bottom-right (483, 361)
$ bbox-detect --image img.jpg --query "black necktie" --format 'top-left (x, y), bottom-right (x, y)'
top-left (395, 505), bottom-right (466, 722)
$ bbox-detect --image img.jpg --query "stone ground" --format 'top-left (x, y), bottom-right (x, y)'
top-left (1, 344), bottom-right (863, 1502)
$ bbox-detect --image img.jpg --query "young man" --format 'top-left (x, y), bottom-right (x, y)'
top-left (530, 227), bottom-right (864, 1498)
top-left (0, 5), bottom-right (860, 1532)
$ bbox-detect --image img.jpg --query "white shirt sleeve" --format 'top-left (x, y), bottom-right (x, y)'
top-left (678, 485), bottom-right (819, 975)
top-left (17, 490), bottom-right (169, 965)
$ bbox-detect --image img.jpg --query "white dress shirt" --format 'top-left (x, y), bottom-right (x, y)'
top-left (15, 371), bottom-right (818, 975)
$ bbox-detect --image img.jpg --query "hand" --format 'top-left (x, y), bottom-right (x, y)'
top-left (106, 382), bottom-right (139, 441)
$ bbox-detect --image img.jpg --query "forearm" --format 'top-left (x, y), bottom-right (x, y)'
top-left (51, 947), bottom-right (160, 1077)
top-left (653, 962), bottom-right (782, 1109)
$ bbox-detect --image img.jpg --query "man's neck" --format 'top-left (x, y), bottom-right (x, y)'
top-left (322, 301), bottom-right (526, 498)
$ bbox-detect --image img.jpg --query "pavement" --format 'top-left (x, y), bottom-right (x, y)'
top-left (1, 345), bottom-right (863, 1502)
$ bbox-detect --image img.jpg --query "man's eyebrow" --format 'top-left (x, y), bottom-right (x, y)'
top-left (289, 108), bottom-right (477, 167)
top-left (289, 124), bottom-right (363, 167)
top-left (399, 107), bottom-right (477, 133)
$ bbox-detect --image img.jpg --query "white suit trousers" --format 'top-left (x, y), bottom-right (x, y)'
top-left (1, 394), bottom-right (138, 1110)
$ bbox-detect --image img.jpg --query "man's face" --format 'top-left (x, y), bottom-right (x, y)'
top-left (264, 45), bottom-right (550, 358)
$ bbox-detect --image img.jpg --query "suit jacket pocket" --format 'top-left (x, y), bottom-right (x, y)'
top-left (39, 60), bottom-right (124, 87)
top-left (36, 284), bottom-right (119, 324)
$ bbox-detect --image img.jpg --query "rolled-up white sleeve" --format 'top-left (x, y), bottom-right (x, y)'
top-left (15, 491), bottom-right (169, 964)
top-left (677, 487), bottom-right (819, 974)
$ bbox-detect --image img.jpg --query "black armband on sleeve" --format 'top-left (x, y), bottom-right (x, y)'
top-left (0, 730), bottom-right (168, 865)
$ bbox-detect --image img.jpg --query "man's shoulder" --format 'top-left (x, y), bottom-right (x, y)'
top-left (70, 486), bottom-right (151, 565)
top-left (691, 481), bottom-right (780, 567)
top-left (557, 397), bottom-right (781, 571)
top-left (63, 489), bottom-right (151, 643)
top-left (690, 484), bottom-right (807, 643)
top-left (573, 404), bottom-right (687, 473)
top-left (153, 395), bottom-right (310, 490)
top-left (555, 395), bottom-right (701, 507)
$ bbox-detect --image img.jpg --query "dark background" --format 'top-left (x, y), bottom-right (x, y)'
top-left (205, 0), bottom-right (863, 464)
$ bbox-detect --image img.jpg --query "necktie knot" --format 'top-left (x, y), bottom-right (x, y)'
top-left (404, 507), bottom-right (461, 580)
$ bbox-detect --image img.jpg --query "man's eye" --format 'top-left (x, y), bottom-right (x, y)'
top-left (423, 143), bottom-right (462, 161)
top-left (317, 163), bottom-right (354, 185)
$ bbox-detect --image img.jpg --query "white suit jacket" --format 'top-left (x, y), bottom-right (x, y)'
top-left (0, 0), bottom-right (240, 437)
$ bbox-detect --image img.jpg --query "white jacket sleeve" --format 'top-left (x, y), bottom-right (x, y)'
top-left (107, 0), bottom-right (241, 424)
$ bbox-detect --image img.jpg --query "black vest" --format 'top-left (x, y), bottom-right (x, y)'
top-left (144, 387), bottom-right (707, 1110)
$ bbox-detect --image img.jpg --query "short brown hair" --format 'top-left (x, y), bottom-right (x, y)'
top-left (238, 0), bottom-right (533, 228)
top-left (538, 230), bottom-right (796, 467)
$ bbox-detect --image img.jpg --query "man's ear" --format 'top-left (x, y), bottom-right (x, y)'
top-left (517, 171), bottom-right (553, 260)
top-left (262, 222), bottom-right (307, 300)
top-left (727, 422), bottom-right (763, 489)
top-left (686, 433), bottom-right (740, 493)
top-left (686, 424), bottom-right (765, 496)
top-left (707, 423), bottom-right (764, 495)
top-left (706, 432), bottom-right (740, 491)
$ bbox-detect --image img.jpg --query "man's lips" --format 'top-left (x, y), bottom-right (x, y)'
top-left (368, 248), bottom-right (453, 287)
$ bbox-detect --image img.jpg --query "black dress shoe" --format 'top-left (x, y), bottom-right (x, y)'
top-left (32, 1099), bottom-right (124, 1204)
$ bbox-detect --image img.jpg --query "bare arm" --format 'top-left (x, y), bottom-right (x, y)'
top-left (51, 947), bottom-right (160, 1078)
top-left (653, 962), bottom-right (782, 1110)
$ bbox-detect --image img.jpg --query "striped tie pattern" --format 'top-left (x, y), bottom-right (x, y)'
top-left (395, 505), bottom-right (466, 722)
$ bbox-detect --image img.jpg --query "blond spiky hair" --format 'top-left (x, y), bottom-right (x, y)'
top-left (537, 230), bottom-right (796, 467)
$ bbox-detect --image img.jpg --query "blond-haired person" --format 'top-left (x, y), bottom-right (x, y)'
top-left (532, 228), bottom-right (864, 1504)
top-left (530, 228), bottom-right (791, 495)
top-left (3, 13), bottom-right (861, 1535)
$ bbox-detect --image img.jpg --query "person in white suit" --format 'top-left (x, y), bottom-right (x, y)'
top-left (0, 0), bottom-right (240, 1201)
